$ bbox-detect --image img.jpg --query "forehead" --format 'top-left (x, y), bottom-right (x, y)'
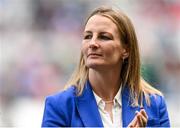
top-left (84, 15), bottom-right (118, 33)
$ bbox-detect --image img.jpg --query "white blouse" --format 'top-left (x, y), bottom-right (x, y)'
top-left (93, 87), bottom-right (122, 127)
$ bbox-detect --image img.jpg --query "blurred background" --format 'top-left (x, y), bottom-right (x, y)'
top-left (0, 0), bottom-right (180, 126)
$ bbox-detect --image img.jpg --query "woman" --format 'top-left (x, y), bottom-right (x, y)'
top-left (42, 6), bottom-right (170, 127)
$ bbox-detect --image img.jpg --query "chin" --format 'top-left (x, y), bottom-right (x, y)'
top-left (86, 62), bottom-right (103, 69)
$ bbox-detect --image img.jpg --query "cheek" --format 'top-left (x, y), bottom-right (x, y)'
top-left (81, 43), bottom-right (88, 56)
top-left (105, 46), bottom-right (122, 60)
top-left (104, 46), bottom-right (118, 56)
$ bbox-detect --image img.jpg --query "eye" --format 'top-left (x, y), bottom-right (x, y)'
top-left (84, 35), bottom-right (92, 40)
top-left (99, 35), bottom-right (112, 40)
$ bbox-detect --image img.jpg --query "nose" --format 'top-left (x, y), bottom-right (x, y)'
top-left (89, 38), bottom-right (100, 49)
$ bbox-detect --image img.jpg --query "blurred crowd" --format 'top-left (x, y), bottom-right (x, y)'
top-left (0, 0), bottom-right (180, 126)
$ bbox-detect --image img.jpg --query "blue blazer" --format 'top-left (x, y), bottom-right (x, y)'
top-left (42, 81), bottom-right (170, 127)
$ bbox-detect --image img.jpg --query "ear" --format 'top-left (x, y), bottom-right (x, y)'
top-left (122, 48), bottom-right (129, 59)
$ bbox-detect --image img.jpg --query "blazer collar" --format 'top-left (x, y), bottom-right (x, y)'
top-left (121, 87), bottom-right (142, 127)
top-left (75, 81), bottom-right (142, 127)
top-left (75, 80), bottom-right (103, 127)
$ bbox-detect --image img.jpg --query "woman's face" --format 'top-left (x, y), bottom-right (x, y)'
top-left (82, 14), bottom-right (127, 70)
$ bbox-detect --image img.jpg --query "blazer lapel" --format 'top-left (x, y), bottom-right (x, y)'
top-left (75, 81), bottom-right (103, 127)
top-left (122, 87), bottom-right (141, 127)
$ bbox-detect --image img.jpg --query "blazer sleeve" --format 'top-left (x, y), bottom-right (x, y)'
top-left (159, 95), bottom-right (170, 127)
top-left (41, 96), bottom-right (67, 127)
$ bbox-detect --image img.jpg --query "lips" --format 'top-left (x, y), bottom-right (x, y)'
top-left (87, 53), bottom-right (102, 57)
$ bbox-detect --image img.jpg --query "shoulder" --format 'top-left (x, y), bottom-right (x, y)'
top-left (146, 94), bottom-right (170, 126)
top-left (148, 93), bottom-right (166, 109)
top-left (45, 86), bottom-right (77, 106)
top-left (146, 93), bottom-right (167, 113)
top-left (42, 86), bottom-right (77, 126)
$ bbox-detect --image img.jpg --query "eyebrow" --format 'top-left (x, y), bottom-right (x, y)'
top-left (84, 31), bottom-right (111, 35)
top-left (83, 31), bottom-right (92, 34)
top-left (100, 32), bottom-right (111, 35)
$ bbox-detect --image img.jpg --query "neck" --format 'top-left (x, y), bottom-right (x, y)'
top-left (89, 67), bottom-right (121, 101)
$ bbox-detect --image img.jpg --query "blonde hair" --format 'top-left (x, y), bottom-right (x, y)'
top-left (64, 6), bottom-right (162, 106)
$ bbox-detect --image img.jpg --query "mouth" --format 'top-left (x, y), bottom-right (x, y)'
top-left (87, 53), bottom-right (102, 58)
